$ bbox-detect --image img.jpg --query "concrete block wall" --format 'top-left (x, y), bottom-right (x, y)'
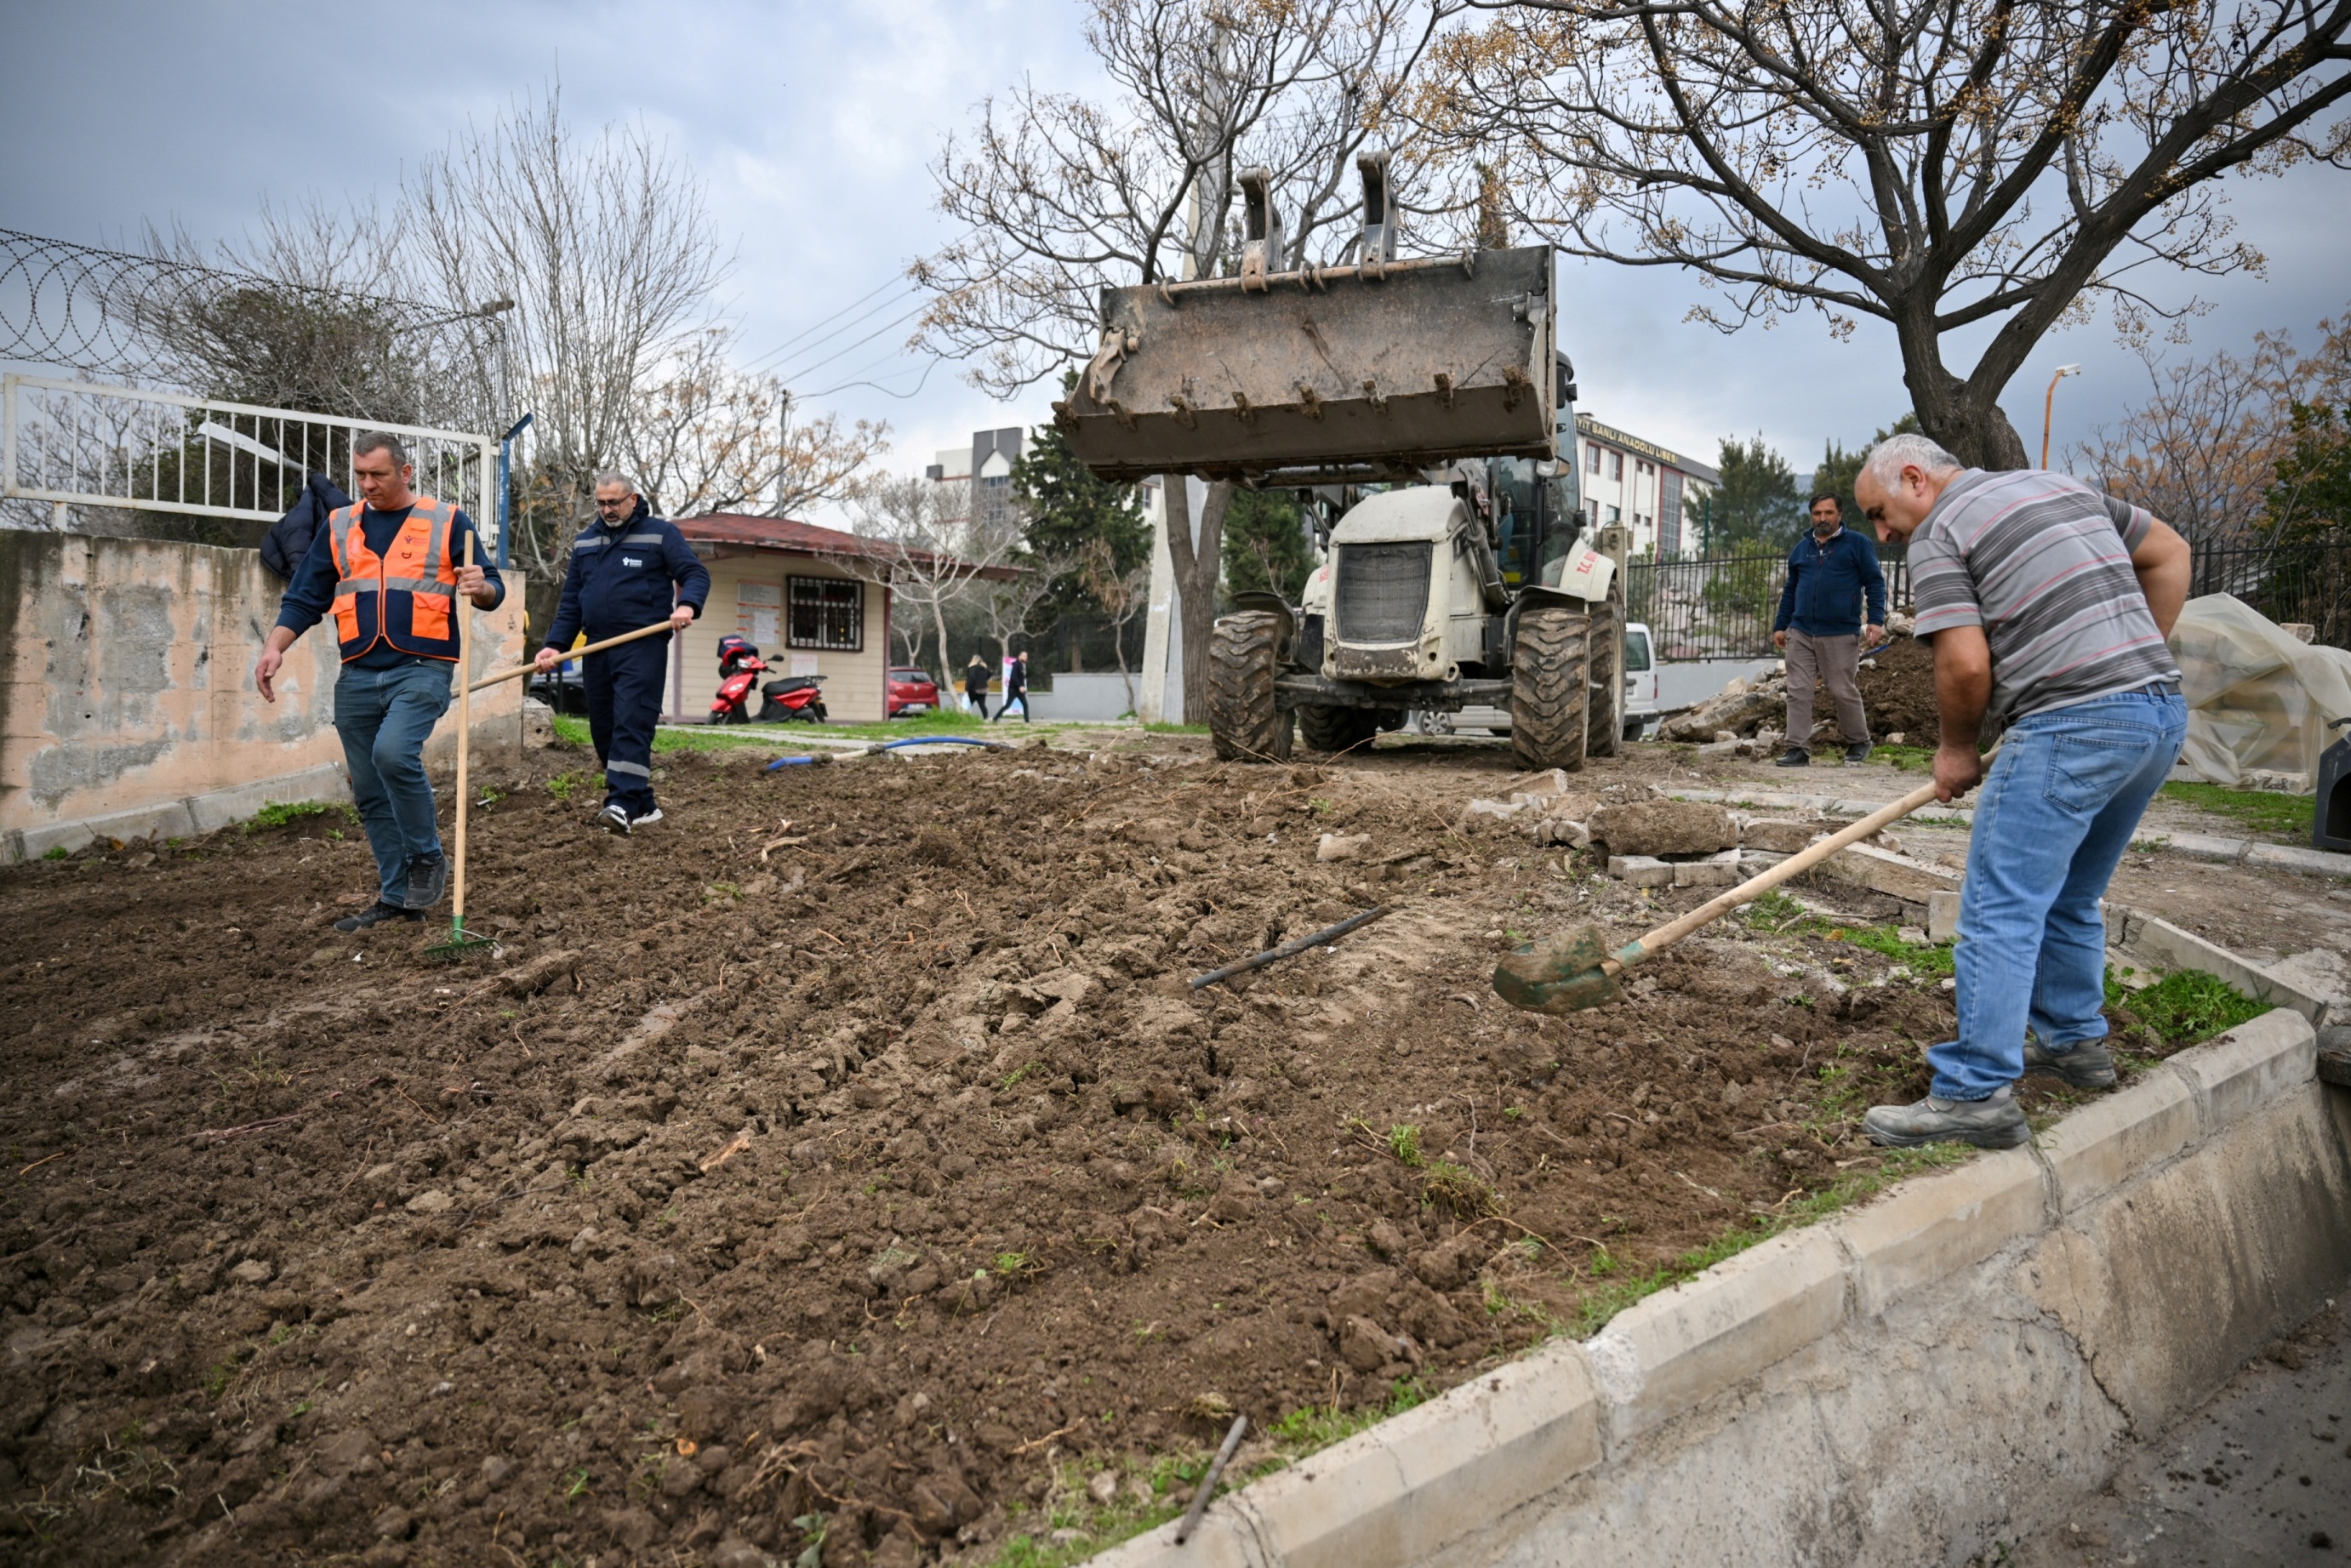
top-left (1092, 1008), bottom-right (2350, 1568)
top-left (0, 530), bottom-right (524, 861)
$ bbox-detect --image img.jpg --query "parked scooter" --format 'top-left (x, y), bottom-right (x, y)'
top-left (709, 635), bottom-right (828, 724)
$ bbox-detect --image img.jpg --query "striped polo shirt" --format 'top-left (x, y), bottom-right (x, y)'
top-left (1909, 469), bottom-right (2180, 725)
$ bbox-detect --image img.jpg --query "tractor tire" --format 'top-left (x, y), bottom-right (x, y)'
top-left (1207, 611), bottom-right (1295, 763)
top-left (1586, 601), bottom-right (1623, 759)
top-left (1298, 704), bottom-right (1382, 754)
top-left (1509, 604), bottom-right (1591, 773)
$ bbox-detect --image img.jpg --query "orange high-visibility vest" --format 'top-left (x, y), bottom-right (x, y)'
top-left (328, 497), bottom-right (463, 662)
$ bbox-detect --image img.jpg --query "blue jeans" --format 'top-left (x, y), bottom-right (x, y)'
top-left (1932, 687), bottom-right (2188, 1101)
top-left (334, 658), bottom-right (454, 905)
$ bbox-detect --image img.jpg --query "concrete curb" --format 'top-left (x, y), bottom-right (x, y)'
top-left (1087, 1006), bottom-right (2334, 1568)
top-left (2110, 905), bottom-right (2335, 1025)
top-left (3, 761), bottom-right (353, 864)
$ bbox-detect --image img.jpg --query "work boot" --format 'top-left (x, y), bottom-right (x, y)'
top-left (1843, 742), bottom-right (1873, 764)
top-left (597, 803), bottom-right (632, 835)
top-left (334, 900), bottom-right (422, 934)
top-left (2023, 1035), bottom-right (2118, 1089)
top-left (1775, 748), bottom-right (1811, 767)
top-left (402, 852), bottom-right (448, 911)
top-left (1863, 1084), bottom-right (2029, 1149)
top-left (630, 807), bottom-right (665, 829)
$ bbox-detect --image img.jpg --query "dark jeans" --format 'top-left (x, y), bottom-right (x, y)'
top-left (996, 691), bottom-right (1030, 721)
top-left (333, 658), bottom-right (453, 905)
top-left (585, 632), bottom-right (669, 815)
top-left (967, 688), bottom-right (990, 720)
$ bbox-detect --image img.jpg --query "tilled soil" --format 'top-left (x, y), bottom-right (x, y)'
top-left (1853, 634), bottom-right (1941, 744)
top-left (0, 735), bottom-right (2181, 1567)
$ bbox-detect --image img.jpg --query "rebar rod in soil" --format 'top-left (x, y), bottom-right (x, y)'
top-left (1190, 905), bottom-right (1389, 989)
top-left (1175, 1415), bottom-right (1249, 1544)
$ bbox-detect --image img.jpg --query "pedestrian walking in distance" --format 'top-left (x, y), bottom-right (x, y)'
top-left (534, 474), bottom-right (710, 835)
top-left (964, 653), bottom-right (992, 721)
top-left (1772, 493), bottom-right (1887, 766)
top-left (254, 432), bottom-right (506, 933)
top-left (996, 650), bottom-right (1032, 722)
top-left (1854, 434), bottom-right (2189, 1149)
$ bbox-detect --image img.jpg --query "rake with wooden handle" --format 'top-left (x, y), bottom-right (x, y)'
top-left (427, 533), bottom-right (497, 960)
top-left (1493, 767), bottom-right (1977, 1012)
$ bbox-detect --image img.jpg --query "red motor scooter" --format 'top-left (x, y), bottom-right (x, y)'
top-left (710, 635), bottom-right (828, 724)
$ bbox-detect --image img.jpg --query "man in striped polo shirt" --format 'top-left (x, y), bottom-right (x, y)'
top-left (1852, 434), bottom-right (2190, 1149)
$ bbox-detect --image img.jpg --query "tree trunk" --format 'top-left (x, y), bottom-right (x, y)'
top-left (930, 597), bottom-right (953, 696)
top-left (1160, 476), bottom-right (1231, 722)
top-left (1898, 319), bottom-right (2032, 471)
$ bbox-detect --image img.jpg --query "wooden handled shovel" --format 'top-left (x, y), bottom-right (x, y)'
top-left (1494, 769), bottom-right (1974, 1013)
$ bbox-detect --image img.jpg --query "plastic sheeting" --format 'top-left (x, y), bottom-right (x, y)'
top-left (2170, 594), bottom-right (2351, 789)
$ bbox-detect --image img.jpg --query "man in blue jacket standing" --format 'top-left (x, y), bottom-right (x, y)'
top-left (534, 473), bottom-right (710, 834)
top-left (1771, 493), bottom-right (1887, 766)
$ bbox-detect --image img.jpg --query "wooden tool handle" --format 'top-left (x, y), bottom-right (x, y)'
top-left (454, 534), bottom-right (474, 927)
top-left (467, 619), bottom-right (676, 693)
top-left (1612, 768), bottom-right (1969, 972)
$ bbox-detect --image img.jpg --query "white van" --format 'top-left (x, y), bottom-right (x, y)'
top-left (1622, 620), bottom-right (1660, 739)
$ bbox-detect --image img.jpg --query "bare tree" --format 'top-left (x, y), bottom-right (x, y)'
top-left (982, 543), bottom-right (1073, 671)
top-left (397, 85), bottom-right (728, 573)
top-left (2074, 307), bottom-right (2351, 543)
top-left (1428, 0), bottom-right (2351, 468)
top-left (1079, 536), bottom-right (1155, 715)
top-left (917, 0), bottom-right (1452, 710)
top-left (625, 325), bottom-right (890, 519)
top-left (850, 475), bottom-right (1019, 679)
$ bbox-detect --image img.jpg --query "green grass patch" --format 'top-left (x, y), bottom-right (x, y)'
top-left (1564, 1143), bottom-right (1972, 1337)
top-left (2120, 968), bottom-right (2267, 1046)
top-left (243, 801), bottom-right (350, 833)
top-left (1143, 721), bottom-right (1212, 735)
top-left (1826, 923), bottom-right (1955, 977)
top-left (43, 845), bottom-right (69, 861)
top-left (1264, 1378), bottom-right (1428, 1457)
top-left (2159, 782), bottom-right (2314, 843)
top-left (1872, 744), bottom-right (1937, 773)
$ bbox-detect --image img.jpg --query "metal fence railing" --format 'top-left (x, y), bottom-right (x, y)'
top-left (1625, 533), bottom-right (2349, 659)
top-left (2, 373), bottom-right (499, 553)
top-left (1625, 550), bottom-right (1914, 660)
top-left (2190, 533), bottom-right (2350, 650)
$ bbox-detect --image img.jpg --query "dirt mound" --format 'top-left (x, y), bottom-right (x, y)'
top-left (0, 736), bottom-right (2166, 1565)
top-left (1853, 635), bottom-right (1941, 744)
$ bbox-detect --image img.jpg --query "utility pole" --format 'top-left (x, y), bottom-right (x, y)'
top-left (773, 390), bottom-right (795, 517)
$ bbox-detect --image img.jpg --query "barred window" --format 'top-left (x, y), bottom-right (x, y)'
top-left (788, 577), bottom-right (862, 652)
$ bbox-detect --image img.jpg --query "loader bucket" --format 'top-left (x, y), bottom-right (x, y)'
top-left (1057, 244), bottom-right (1558, 484)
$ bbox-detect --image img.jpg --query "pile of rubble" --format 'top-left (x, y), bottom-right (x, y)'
top-left (1469, 777), bottom-right (1964, 934)
top-left (1658, 617), bottom-right (1924, 754)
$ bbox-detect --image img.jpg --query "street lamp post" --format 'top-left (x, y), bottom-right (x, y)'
top-left (2041, 364), bottom-right (2082, 470)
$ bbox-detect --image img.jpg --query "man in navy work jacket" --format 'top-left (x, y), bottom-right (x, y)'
top-left (255, 432), bottom-right (505, 933)
top-left (534, 473), bottom-right (710, 834)
top-left (1772, 493), bottom-right (1888, 766)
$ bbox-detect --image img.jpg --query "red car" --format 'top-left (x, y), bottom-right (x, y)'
top-left (887, 667), bottom-right (940, 717)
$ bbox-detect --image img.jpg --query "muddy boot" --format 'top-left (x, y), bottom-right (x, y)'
top-left (1862, 1084), bottom-right (2029, 1149)
top-left (2022, 1035), bottom-right (2117, 1088)
top-left (334, 900), bottom-right (423, 934)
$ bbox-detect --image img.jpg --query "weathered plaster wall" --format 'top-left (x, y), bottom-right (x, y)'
top-left (0, 531), bottom-right (525, 860)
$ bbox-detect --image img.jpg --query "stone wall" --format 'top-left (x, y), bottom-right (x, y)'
top-left (0, 530), bottom-right (526, 861)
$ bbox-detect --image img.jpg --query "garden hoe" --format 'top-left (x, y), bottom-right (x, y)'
top-left (428, 533), bottom-right (496, 961)
top-left (1493, 772), bottom-right (1971, 1013)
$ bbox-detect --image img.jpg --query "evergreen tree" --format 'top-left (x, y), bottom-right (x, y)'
top-left (1712, 434), bottom-right (1806, 550)
top-left (2267, 400), bottom-right (2351, 539)
top-left (1220, 488), bottom-right (1315, 602)
top-left (1011, 373), bottom-right (1150, 619)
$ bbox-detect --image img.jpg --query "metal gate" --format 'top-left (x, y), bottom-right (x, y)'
top-left (3, 373), bottom-right (499, 552)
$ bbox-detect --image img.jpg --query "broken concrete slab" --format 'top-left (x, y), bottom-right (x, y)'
top-left (1673, 850), bottom-right (1744, 889)
top-left (1806, 841), bottom-right (1961, 904)
top-left (1607, 855), bottom-right (1675, 888)
top-left (1589, 800), bottom-right (1737, 858)
top-left (1926, 889), bottom-right (1961, 944)
top-left (1741, 818), bottom-right (1823, 854)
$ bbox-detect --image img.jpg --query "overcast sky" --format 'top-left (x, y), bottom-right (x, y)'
top-left (4, 0), bottom-right (2345, 522)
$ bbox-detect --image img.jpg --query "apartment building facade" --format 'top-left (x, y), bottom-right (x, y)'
top-left (1575, 414), bottom-right (1720, 560)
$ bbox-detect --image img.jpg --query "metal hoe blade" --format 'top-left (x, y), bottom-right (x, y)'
top-left (1491, 926), bottom-right (1623, 1014)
